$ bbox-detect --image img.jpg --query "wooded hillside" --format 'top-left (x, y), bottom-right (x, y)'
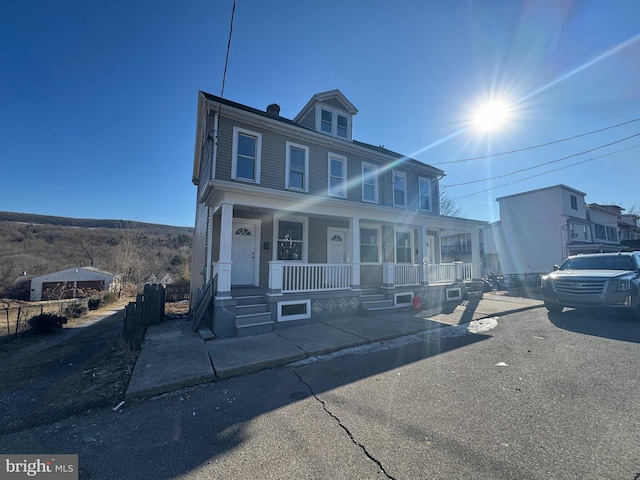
top-left (0, 211), bottom-right (193, 294)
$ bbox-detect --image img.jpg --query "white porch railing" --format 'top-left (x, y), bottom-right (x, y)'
top-left (427, 262), bottom-right (478, 284)
top-left (281, 263), bottom-right (351, 293)
top-left (268, 261), bottom-right (479, 294)
top-left (427, 263), bottom-right (457, 284)
top-left (394, 264), bottom-right (421, 287)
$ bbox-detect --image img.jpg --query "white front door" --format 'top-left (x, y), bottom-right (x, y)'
top-left (327, 228), bottom-right (349, 263)
top-left (231, 221), bottom-right (257, 285)
top-left (426, 235), bottom-right (436, 264)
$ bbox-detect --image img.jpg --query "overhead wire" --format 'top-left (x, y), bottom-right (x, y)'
top-left (454, 143), bottom-right (640, 200)
top-left (219, 0), bottom-right (236, 103)
top-left (443, 132), bottom-right (640, 187)
top-left (432, 117), bottom-right (640, 165)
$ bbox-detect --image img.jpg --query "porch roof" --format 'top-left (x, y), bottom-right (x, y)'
top-left (201, 178), bottom-right (487, 233)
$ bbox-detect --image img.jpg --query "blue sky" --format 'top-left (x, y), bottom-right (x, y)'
top-left (2, 0), bottom-right (639, 227)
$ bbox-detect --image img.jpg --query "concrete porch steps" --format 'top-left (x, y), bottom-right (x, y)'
top-left (360, 288), bottom-right (413, 316)
top-left (234, 293), bottom-right (274, 337)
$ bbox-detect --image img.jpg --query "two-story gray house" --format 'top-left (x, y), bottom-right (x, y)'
top-left (191, 89), bottom-right (486, 338)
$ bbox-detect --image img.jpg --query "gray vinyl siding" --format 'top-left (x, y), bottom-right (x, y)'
top-left (214, 118), bottom-right (233, 180)
top-left (190, 201), bottom-right (209, 294)
top-left (197, 111), bottom-right (216, 198)
top-left (215, 114), bottom-right (440, 211)
top-left (308, 218), bottom-right (350, 263)
top-left (298, 110), bottom-right (315, 129)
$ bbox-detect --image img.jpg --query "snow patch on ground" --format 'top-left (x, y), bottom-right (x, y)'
top-left (289, 317), bottom-right (499, 367)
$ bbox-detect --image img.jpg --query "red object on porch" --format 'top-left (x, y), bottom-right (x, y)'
top-left (412, 297), bottom-right (422, 310)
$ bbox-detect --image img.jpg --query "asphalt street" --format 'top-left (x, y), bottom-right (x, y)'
top-left (2, 307), bottom-right (639, 480)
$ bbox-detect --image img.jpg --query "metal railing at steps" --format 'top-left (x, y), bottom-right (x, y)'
top-left (191, 274), bottom-right (217, 332)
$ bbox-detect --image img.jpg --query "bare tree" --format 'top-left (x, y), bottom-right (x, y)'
top-left (439, 185), bottom-right (464, 217)
top-left (74, 231), bottom-right (101, 267)
top-left (114, 222), bottom-right (147, 288)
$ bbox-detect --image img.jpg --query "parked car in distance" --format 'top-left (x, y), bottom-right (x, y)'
top-left (540, 252), bottom-right (640, 315)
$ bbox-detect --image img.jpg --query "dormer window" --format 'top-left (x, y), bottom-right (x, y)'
top-left (293, 90), bottom-right (358, 142)
top-left (318, 107), bottom-right (350, 139)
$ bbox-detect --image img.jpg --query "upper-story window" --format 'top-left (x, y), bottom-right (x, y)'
top-left (232, 127), bottom-right (261, 183)
top-left (393, 170), bottom-right (406, 207)
top-left (419, 177), bottom-right (432, 212)
top-left (285, 142), bottom-right (309, 192)
top-left (362, 162), bottom-right (378, 204)
top-left (570, 195), bottom-right (578, 210)
top-left (318, 107), bottom-right (349, 139)
top-left (328, 153), bottom-right (347, 198)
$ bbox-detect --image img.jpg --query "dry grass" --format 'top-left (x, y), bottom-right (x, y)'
top-left (164, 300), bottom-right (190, 316)
top-left (0, 297), bottom-right (133, 340)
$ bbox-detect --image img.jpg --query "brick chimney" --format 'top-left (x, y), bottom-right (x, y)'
top-left (266, 103), bottom-right (281, 116)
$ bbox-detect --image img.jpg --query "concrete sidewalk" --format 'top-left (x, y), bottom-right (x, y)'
top-left (126, 293), bottom-right (543, 399)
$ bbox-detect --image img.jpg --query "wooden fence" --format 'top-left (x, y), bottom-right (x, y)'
top-left (165, 283), bottom-right (190, 302)
top-left (123, 284), bottom-right (165, 348)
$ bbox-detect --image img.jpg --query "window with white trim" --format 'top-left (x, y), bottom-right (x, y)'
top-left (419, 177), bottom-right (432, 212)
top-left (393, 170), bottom-right (406, 207)
top-left (232, 127), bottom-right (261, 183)
top-left (362, 162), bottom-right (378, 203)
top-left (360, 227), bottom-right (381, 263)
top-left (277, 220), bottom-right (304, 260)
top-left (395, 229), bottom-right (413, 263)
top-left (286, 142), bottom-right (309, 192)
top-left (328, 153), bottom-right (347, 198)
top-left (318, 107), bottom-right (350, 139)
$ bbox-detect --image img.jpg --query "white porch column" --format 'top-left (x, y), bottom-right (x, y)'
top-left (417, 225), bottom-right (428, 285)
top-left (350, 217), bottom-right (361, 290)
top-left (470, 227), bottom-right (481, 279)
top-left (217, 202), bottom-right (234, 296)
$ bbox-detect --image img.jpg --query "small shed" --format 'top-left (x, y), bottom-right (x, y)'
top-left (30, 267), bottom-right (121, 302)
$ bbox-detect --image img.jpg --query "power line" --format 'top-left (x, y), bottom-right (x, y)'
top-left (219, 0), bottom-right (236, 101)
top-left (443, 132), bottom-right (640, 187)
top-left (431, 118), bottom-right (640, 165)
top-left (454, 144), bottom-right (640, 200)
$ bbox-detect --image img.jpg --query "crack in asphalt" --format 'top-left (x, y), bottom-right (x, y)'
top-left (291, 369), bottom-right (396, 480)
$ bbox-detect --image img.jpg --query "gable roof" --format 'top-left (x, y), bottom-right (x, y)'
top-left (194, 90), bottom-right (444, 183)
top-left (293, 89), bottom-right (358, 123)
top-left (31, 267), bottom-right (118, 281)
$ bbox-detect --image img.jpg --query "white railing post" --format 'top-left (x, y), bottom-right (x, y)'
top-left (421, 259), bottom-right (429, 285)
top-left (382, 262), bottom-right (395, 289)
top-left (455, 261), bottom-right (464, 282)
top-left (268, 261), bottom-right (283, 296)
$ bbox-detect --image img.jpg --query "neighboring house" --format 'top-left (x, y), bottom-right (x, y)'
top-left (30, 267), bottom-right (121, 302)
top-left (190, 89), bottom-right (487, 338)
top-left (482, 184), bottom-right (631, 279)
top-left (620, 213), bottom-right (640, 241)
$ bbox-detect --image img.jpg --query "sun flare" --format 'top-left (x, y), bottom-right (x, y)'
top-left (472, 99), bottom-right (510, 132)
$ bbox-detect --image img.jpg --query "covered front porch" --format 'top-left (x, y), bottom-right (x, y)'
top-left (194, 180), bottom-right (486, 337)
